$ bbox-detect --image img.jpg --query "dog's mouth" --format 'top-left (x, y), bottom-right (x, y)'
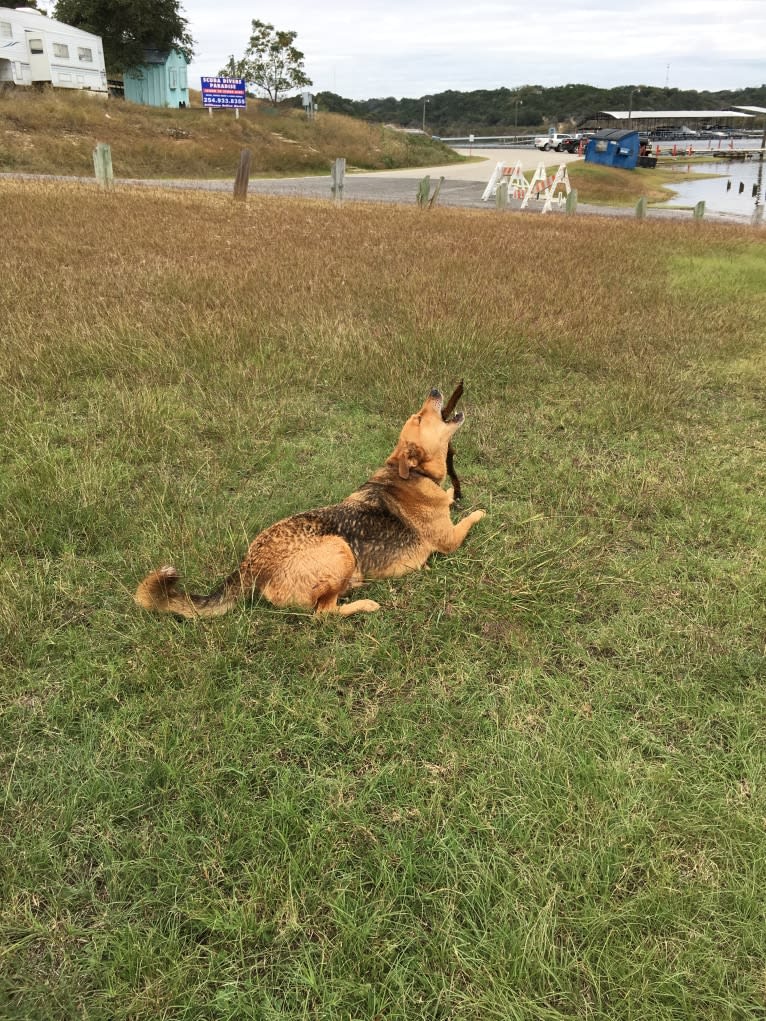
top-left (427, 388), bottom-right (464, 426)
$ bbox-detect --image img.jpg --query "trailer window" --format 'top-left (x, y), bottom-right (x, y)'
top-left (53, 43), bottom-right (70, 58)
top-left (0, 21), bottom-right (12, 39)
top-left (78, 46), bottom-right (93, 62)
top-left (29, 38), bottom-right (44, 54)
top-left (169, 69), bottom-right (177, 89)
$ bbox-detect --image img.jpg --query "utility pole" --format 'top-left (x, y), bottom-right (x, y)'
top-left (422, 97), bottom-right (430, 132)
top-left (628, 88), bottom-right (639, 129)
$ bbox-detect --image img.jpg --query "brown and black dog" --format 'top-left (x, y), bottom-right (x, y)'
top-left (134, 388), bottom-right (485, 619)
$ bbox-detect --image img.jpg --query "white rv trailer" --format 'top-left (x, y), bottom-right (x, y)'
top-left (0, 6), bottom-right (106, 93)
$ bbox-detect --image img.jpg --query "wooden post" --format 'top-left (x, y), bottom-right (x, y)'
top-left (233, 147), bottom-right (252, 200)
top-left (92, 142), bottom-right (114, 189)
top-left (331, 157), bottom-right (346, 204)
top-left (753, 112), bottom-right (766, 224)
top-left (495, 180), bottom-right (508, 208)
top-left (693, 200), bottom-right (705, 221)
top-left (428, 175), bottom-right (444, 208)
top-left (565, 189), bottom-right (578, 215)
top-left (635, 196), bottom-right (647, 220)
top-left (416, 175), bottom-right (431, 207)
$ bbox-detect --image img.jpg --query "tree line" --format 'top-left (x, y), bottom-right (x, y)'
top-left (315, 83), bottom-right (766, 135)
top-left (15, 2), bottom-right (766, 131)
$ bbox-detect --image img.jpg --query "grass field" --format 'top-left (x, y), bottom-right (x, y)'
top-left (1, 180), bottom-right (765, 1020)
top-left (566, 161), bottom-right (711, 208)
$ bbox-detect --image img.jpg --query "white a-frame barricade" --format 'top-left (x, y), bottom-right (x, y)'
top-left (541, 164), bottom-right (572, 213)
top-left (481, 161), bottom-right (528, 202)
top-left (484, 161), bottom-right (572, 213)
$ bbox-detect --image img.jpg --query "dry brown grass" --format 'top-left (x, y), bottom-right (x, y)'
top-left (0, 88), bottom-right (461, 177)
top-left (3, 179), bottom-right (762, 410)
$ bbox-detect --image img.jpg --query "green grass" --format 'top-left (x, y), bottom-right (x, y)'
top-left (1, 181), bottom-right (765, 1020)
top-left (566, 160), bottom-right (719, 207)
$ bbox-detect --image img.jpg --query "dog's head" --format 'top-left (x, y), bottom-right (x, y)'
top-left (387, 388), bottom-right (465, 483)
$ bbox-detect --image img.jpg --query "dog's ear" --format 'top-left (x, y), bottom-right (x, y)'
top-left (396, 442), bottom-right (423, 479)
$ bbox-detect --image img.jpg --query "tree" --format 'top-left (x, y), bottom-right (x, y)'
top-left (221, 20), bottom-right (311, 105)
top-left (53, 0), bottom-right (194, 72)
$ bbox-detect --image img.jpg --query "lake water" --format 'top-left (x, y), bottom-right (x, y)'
top-left (661, 154), bottom-right (766, 219)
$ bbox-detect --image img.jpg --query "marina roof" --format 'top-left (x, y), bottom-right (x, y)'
top-left (601, 110), bottom-right (755, 120)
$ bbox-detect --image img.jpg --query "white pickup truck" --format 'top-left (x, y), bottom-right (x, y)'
top-left (534, 132), bottom-right (574, 152)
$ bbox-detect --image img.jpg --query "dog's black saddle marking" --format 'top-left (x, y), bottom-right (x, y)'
top-left (296, 484), bottom-right (419, 574)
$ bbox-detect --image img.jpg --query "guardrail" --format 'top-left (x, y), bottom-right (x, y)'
top-left (434, 135), bottom-right (537, 148)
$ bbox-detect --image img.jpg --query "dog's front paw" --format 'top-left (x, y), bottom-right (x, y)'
top-left (338, 598), bottom-right (381, 617)
top-left (357, 599), bottom-right (381, 613)
top-left (468, 509), bottom-right (487, 523)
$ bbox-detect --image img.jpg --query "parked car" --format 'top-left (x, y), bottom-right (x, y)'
top-left (534, 132), bottom-right (575, 152)
top-left (557, 135), bottom-right (590, 153)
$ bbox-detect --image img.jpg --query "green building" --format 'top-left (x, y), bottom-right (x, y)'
top-left (124, 49), bottom-right (189, 108)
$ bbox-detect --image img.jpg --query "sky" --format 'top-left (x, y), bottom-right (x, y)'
top-left (180, 0), bottom-right (764, 101)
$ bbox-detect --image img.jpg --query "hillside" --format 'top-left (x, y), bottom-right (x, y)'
top-left (0, 88), bottom-right (463, 178)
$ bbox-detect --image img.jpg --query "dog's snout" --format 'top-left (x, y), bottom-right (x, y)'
top-left (429, 388), bottom-right (442, 401)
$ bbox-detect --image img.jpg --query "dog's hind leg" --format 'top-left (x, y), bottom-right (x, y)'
top-left (316, 594), bottom-right (381, 616)
top-left (310, 538), bottom-right (380, 615)
top-left (261, 536), bottom-right (378, 615)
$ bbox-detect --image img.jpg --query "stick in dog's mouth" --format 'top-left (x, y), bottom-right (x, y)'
top-left (442, 380), bottom-right (465, 501)
top-left (444, 410), bottom-right (464, 425)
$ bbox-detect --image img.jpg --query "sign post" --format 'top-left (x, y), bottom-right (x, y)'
top-left (301, 91), bottom-right (315, 120)
top-left (201, 76), bottom-right (246, 119)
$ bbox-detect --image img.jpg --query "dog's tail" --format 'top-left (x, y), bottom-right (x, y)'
top-left (134, 565), bottom-right (244, 619)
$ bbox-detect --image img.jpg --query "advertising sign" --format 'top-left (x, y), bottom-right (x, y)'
top-left (201, 76), bottom-right (246, 109)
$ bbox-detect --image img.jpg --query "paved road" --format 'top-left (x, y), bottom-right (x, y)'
top-left (164, 147), bottom-right (584, 212)
top-left (1, 147), bottom-right (754, 224)
top-left (353, 147), bottom-right (582, 178)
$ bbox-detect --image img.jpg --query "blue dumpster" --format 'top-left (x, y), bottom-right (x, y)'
top-left (585, 129), bottom-right (640, 170)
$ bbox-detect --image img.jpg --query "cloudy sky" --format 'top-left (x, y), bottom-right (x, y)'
top-left (182, 0), bottom-right (764, 100)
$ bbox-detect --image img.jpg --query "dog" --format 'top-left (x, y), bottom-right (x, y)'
top-left (134, 388), bottom-right (485, 619)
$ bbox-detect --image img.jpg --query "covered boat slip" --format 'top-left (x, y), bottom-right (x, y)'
top-left (590, 108), bottom-right (764, 138)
